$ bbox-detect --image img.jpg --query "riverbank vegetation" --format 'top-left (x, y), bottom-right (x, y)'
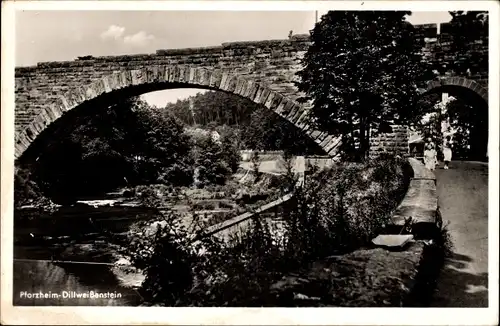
top-left (121, 154), bottom-right (413, 306)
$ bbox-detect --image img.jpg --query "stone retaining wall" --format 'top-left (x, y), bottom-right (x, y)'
top-left (388, 157), bottom-right (439, 237)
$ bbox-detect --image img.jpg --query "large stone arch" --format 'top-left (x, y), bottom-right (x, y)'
top-left (369, 77), bottom-right (488, 159)
top-left (14, 66), bottom-right (342, 160)
top-left (419, 76), bottom-right (489, 160)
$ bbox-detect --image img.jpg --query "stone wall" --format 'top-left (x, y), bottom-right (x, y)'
top-left (369, 125), bottom-right (410, 158)
top-left (415, 23), bottom-right (488, 86)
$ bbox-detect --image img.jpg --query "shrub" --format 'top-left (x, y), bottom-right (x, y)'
top-left (282, 155), bottom-right (411, 256)
top-left (14, 166), bottom-right (57, 212)
top-left (217, 126), bottom-right (242, 173)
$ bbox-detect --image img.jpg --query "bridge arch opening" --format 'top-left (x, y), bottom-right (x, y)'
top-left (15, 67), bottom-right (342, 163)
top-left (419, 77), bottom-right (488, 160)
top-left (17, 83), bottom-right (327, 204)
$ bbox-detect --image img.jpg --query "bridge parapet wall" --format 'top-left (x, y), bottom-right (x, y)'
top-left (15, 37), bottom-right (311, 133)
top-left (414, 23), bottom-right (488, 82)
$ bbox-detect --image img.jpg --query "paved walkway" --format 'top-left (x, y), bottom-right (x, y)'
top-left (431, 161), bottom-right (489, 307)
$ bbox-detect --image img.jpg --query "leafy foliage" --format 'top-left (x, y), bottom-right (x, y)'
top-left (250, 151), bottom-right (261, 181)
top-left (165, 90), bottom-right (324, 155)
top-left (296, 11), bottom-right (434, 160)
top-left (190, 131), bottom-right (238, 187)
top-left (14, 167), bottom-right (57, 212)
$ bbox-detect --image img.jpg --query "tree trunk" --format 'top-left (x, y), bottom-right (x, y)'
top-left (359, 116), bottom-right (370, 162)
top-left (365, 122), bottom-right (371, 160)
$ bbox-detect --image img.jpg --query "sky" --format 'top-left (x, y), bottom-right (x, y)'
top-left (15, 10), bottom-right (453, 106)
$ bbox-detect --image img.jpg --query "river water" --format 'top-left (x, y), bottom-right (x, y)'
top-left (13, 189), bottom-right (289, 306)
top-left (13, 202), bottom-right (155, 306)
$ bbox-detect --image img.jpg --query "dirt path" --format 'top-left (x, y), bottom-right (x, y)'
top-left (431, 161), bottom-right (489, 307)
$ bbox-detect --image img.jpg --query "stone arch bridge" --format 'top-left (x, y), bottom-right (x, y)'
top-left (14, 23), bottom-right (488, 161)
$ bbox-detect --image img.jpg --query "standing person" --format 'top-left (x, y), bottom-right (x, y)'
top-left (424, 142), bottom-right (437, 171)
top-left (443, 136), bottom-right (453, 169)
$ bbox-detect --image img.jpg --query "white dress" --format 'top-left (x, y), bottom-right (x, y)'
top-left (443, 143), bottom-right (452, 161)
top-left (424, 149), bottom-right (437, 171)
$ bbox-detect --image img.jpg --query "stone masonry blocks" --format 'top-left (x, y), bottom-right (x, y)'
top-left (286, 103), bottom-right (302, 123)
top-left (275, 98), bottom-right (290, 115)
top-left (280, 100), bottom-right (295, 117)
top-left (131, 69), bottom-right (146, 85)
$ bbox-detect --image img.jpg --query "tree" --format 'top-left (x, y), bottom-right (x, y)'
top-left (27, 97), bottom-right (196, 203)
top-left (443, 97), bottom-right (488, 160)
top-left (217, 126), bottom-right (242, 173)
top-left (166, 90), bottom-right (324, 155)
top-left (132, 102), bottom-right (195, 186)
top-left (193, 135), bottom-right (232, 186)
top-left (296, 11), bottom-right (434, 161)
top-left (250, 151), bottom-right (261, 181)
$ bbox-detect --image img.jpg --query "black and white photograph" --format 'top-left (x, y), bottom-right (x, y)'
top-left (1, 1), bottom-right (498, 325)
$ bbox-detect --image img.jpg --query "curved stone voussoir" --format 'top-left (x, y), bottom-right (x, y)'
top-left (221, 74), bottom-right (238, 93)
top-left (462, 78), bottom-right (473, 88)
top-left (120, 70), bottom-right (133, 88)
top-left (448, 76), bottom-right (460, 86)
top-left (427, 80), bottom-right (441, 90)
top-left (101, 75), bottom-right (113, 93)
top-left (274, 97), bottom-right (289, 115)
top-left (238, 80), bottom-right (253, 97)
top-left (90, 78), bottom-right (107, 97)
top-left (105, 72), bottom-right (122, 91)
top-left (194, 68), bottom-right (211, 86)
top-left (55, 94), bottom-right (72, 113)
top-left (246, 81), bottom-right (260, 101)
top-left (145, 66), bottom-right (161, 83)
top-left (478, 89), bottom-right (488, 102)
top-left (209, 70), bottom-right (223, 88)
top-left (234, 78), bottom-right (247, 95)
top-left (263, 91), bottom-right (278, 110)
top-left (177, 66), bottom-right (188, 83)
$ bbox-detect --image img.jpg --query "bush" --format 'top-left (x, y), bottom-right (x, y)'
top-left (14, 166), bottom-right (57, 212)
top-left (281, 155), bottom-right (411, 258)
